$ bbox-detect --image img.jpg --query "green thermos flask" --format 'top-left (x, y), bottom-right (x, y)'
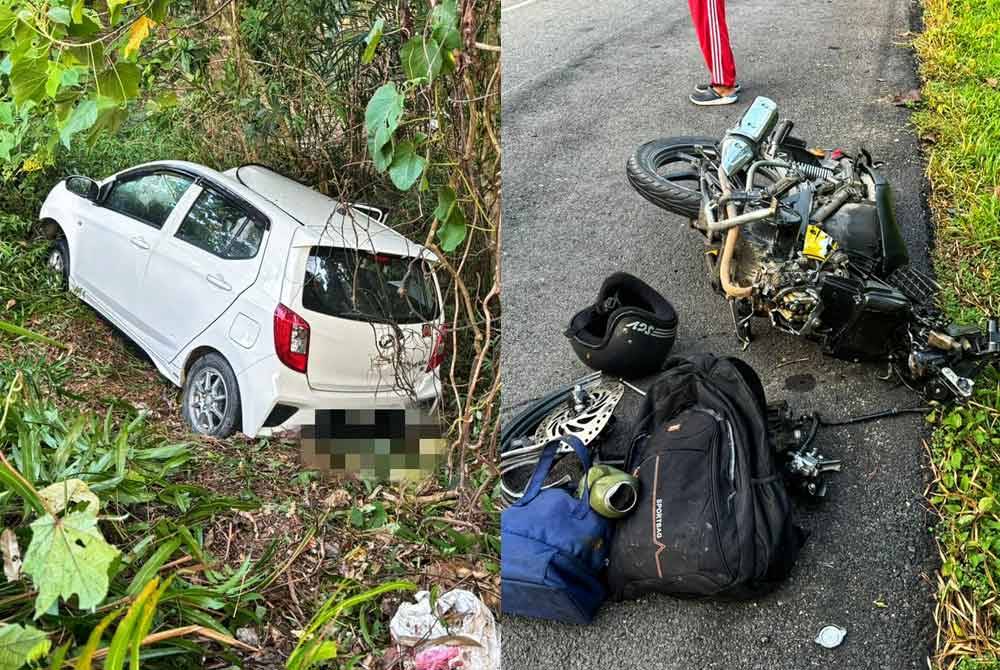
top-left (576, 465), bottom-right (640, 519)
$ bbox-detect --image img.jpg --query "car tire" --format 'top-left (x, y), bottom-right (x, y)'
top-left (47, 237), bottom-right (70, 289)
top-left (182, 353), bottom-right (242, 438)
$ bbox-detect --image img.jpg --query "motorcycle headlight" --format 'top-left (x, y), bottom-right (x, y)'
top-left (720, 135), bottom-right (755, 176)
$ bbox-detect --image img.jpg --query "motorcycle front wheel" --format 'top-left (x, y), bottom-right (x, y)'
top-left (626, 136), bottom-right (719, 219)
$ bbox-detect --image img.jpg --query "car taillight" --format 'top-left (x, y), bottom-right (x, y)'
top-left (425, 324), bottom-right (447, 372)
top-left (274, 304), bottom-right (310, 373)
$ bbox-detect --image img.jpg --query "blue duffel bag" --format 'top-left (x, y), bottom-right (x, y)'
top-left (501, 435), bottom-right (612, 624)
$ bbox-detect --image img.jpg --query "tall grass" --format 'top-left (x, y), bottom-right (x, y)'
top-left (914, 1), bottom-right (1000, 666)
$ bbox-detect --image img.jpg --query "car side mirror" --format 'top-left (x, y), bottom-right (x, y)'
top-left (66, 176), bottom-right (99, 202)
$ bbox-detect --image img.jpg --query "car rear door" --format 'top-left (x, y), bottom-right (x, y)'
top-left (293, 246), bottom-right (442, 394)
top-left (73, 170), bottom-right (195, 338)
top-left (139, 182), bottom-right (270, 362)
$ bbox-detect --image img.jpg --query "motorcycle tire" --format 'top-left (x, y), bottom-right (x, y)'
top-left (626, 136), bottom-right (719, 219)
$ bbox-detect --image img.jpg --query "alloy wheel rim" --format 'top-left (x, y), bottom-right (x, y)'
top-left (188, 368), bottom-right (228, 433)
top-left (48, 248), bottom-right (64, 275)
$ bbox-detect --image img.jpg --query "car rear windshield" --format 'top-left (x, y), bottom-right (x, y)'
top-left (303, 247), bottom-right (439, 324)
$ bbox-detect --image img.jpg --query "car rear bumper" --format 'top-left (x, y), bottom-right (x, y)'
top-left (237, 354), bottom-right (441, 436)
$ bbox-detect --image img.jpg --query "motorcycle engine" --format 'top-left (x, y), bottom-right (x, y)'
top-left (733, 168), bottom-right (913, 358)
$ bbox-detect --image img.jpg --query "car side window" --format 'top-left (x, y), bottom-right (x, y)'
top-left (104, 172), bottom-right (193, 228)
top-left (175, 188), bottom-right (265, 260)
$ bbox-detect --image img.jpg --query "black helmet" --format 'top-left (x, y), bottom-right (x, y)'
top-left (565, 272), bottom-right (678, 379)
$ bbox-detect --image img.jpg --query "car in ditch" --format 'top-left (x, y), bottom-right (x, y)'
top-left (38, 161), bottom-right (446, 437)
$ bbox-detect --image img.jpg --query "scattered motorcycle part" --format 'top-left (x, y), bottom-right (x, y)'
top-left (499, 375), bottom-right (623, 507)
top-left (533, 379), bottom-right (624, 445)
top-left (767, 402), bottom-right (839, 499)
top-left (815, 625), bottom-right (847, 649)
top-left (816, 404), bottom-right (932, 427)
top-left (627, 97), bottom-right (1000, 404)
top-left (620, 379), bottom-right (648, 397)
top-left (565, 272), bottom-right (678, 379)
top-left (500, 371), bottom-right (601, 446)
top-left (575, 465), bottom-right (640, 519)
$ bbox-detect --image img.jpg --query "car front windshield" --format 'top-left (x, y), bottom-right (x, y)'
top-left (303, 247), bottom-right (439, 324)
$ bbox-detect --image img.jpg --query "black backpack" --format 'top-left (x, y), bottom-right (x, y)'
top-left (607, 354), bottom-right (805, 601)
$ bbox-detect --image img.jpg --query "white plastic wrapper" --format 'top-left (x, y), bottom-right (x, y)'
top-left (389, 589), bottom-right (500, 670)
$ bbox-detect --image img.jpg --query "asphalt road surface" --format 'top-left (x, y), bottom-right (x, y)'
top-left (500, 0), bottom-right (938, 668)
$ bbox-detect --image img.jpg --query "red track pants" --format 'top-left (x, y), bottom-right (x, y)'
top-left (688, 0), bottom-right (736, 88)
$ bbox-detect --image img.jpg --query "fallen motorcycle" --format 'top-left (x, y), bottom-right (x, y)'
top-left (626, 96), bottom-right (1000, 402)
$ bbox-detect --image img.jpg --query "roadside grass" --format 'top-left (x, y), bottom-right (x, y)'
top-left (0, 205), bottom-right (500, 666)
top-left (914, 1), bottom-right (1000, 667)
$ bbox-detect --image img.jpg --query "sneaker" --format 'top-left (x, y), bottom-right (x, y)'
top-left (694, 81), bottom-right (741, 93)
top-left (689, 87), bottom-right (739, 106)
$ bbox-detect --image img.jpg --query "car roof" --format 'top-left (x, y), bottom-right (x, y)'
top-left (223, 165), bottom-right (439, 262)
top-left (114, 161), bottom-right (438, 262)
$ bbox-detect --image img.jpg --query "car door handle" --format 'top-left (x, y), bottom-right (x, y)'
top-left (206, 273), bottom-right (232, 291)
top-left (130, 236), bottom-right (150, 250)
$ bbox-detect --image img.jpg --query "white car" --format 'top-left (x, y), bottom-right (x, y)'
top-left (39, 161), bottom-right (445, 437)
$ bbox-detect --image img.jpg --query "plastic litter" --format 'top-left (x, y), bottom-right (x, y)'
top-left (815, 625), bottom-right (847, 649)
top-left (389, 589), bottom-right (500, 670)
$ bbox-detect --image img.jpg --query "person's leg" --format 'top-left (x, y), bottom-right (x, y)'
top-left (709, 0), bottom-right (736, 89)
top-left (688, 0), bottom-right (736, 87)
top-left (687, 0), bottom-right (718, 83)
top-left (688, 0), bottom-right (738, 105)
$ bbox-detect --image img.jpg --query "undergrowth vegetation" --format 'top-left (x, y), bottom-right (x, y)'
top-left (0, 0), bottom-right (500, 668)
top-left (914, 1), bottom-right (1000, 667)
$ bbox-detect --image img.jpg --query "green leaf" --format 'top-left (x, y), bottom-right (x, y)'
top-left (71, 0), bottom-right (84, 23)
top-left (96, 63), bottom-right (141, 102)
top-left (0, 624), bottom-right (50, 670)
top-left (388, 141), bottom-right (426, 191)
top-left (125, 537), bottom-right (180, 596)
top-left (87, 98), bottom-right (127, 146)
top-left (74, 609), bottom-right (123, 670)
top-left (47, 641), bottom-right (70, 670)
top-left (149, 0), bottom-right (170, 23)
top-left (67, 11), bottom-right (100, 38)
top-left (0, 132), bottom-right (13, 162)
top-left (369, 125), bottom-right (394, 172)
top-left (400, 36), bottom-right (443, 82)
top-left (365, 83), bottom-right (404, 171)
top-left (46, 61), bottom-right (66, 98)
top-left (68, 42), bottom-right (104, 68)
top-left (37, 479), bottom-right (100, 516)
top-left (0, 5), bottom-right (16, 37)
top-left (434, 186), bottom-right (467, 252)
top-left (9, 54), bottom-right (50, 107)
top-left (47, 6), bottom-right (72, 25)
top-left (61, 66), bottom-right (81, 88)
top-left (0, 102), bottom-right (12, 126)
top-left (21, 510), bottom-right (121, 618)
top-left (361, 18), bottom-right (384, 65)
top-left (104, 590), bottom-right (146, 670)
top-left (439, 218), bottom-right (466, 252)
top-left (0, 319), bottom-right (65, 349)
top-left (430, 0), bottom-right (461, 50)
top-left (364, 83), bottom-right (404, 139)
top-left (58, 98), bottom-right (99, 148)
top-left (108, 0), bottom-right (128, 25)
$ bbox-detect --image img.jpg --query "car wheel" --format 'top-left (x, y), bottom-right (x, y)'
top-left (47, 237), bottom-right (69, 289)
top-left (182, 353), bottom-right (242, 438)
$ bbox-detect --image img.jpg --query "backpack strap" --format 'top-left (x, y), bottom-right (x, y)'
top-left (726, 356), bottom-right (768, 415)
top-left (516, 436), bottom-right (592, 508)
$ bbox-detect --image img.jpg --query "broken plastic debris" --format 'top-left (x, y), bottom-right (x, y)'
top-left (390, 589), bottom-right (499, 670)
top-left (415, 647), bottom-right (462, 670)
top-left (815, 625), bottom-right (847, 648)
